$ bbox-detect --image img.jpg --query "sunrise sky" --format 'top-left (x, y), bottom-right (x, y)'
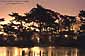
top-left (0, 0), bottom-right (85, 20)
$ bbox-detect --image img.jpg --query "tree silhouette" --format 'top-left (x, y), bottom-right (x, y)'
top-left (25, 4), bottom-right (59, 33)
top-left (78, 10), bottom-right (85, 23)
top-left (2, 12), bottom-right (33, 46)
top-left (24, 4), bottom-right (61, 46)
top-left (1, 4), bottom-right (81, 47)
top-left (0, 18), bottom-right (4, 21)
top-left (79, 10), bottom-right (85, 17)
top-left (63, 15), bottom-right (76, 31)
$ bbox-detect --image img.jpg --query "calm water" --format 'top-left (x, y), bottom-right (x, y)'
top-left (0, 46), bottom-right (85, 56)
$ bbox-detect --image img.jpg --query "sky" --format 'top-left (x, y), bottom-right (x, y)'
top-left (0, 0), bottom-right (85, 20)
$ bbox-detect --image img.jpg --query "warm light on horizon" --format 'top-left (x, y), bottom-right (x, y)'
top-left (0, 0), bottom-right (84, 20)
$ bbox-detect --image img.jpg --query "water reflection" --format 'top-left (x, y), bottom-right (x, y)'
top-left (0, 46), bottom-right (81, 56)
top-left (6, 47), bottom-right (22, 56)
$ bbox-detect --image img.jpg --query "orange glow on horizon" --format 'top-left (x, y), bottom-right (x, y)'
top-left (0, 0), bottom-right (84, 20)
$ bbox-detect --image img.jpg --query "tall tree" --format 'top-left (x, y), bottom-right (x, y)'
top-left (25, 4), bottom-right (59, 33)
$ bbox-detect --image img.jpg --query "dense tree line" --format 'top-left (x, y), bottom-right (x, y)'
top-left (0, 4), bottom-right (84, 47)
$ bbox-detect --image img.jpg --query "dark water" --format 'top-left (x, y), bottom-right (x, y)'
top-left (0, 46), bottom-right (85, 56)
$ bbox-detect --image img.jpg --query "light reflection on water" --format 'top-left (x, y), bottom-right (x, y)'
top-left (0, 46), bottom-right (82, 56)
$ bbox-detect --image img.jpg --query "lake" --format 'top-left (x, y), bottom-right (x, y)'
top-left (0, 46), bottom-right (84, 56)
